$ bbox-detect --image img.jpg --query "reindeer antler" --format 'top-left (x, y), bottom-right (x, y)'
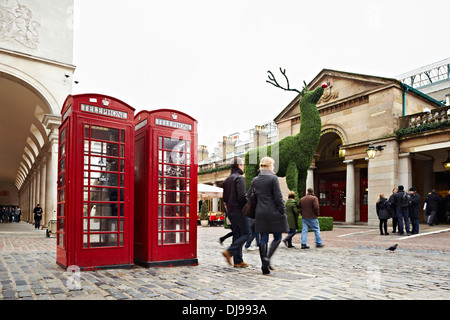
top-left (266, 68), bottom-right (302, 94)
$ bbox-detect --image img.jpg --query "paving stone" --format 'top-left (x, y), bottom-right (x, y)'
top-left (1, 223), bottom-right (450, 301)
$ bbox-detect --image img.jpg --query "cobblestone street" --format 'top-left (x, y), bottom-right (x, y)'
top-left (0, 222), bottom-right (449, 302)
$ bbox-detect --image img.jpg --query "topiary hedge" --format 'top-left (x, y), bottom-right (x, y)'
top-left (224, 216), bottom-right (333, 231)
top-left (244, 85), bottom-right (325, 199)
top-left (297, 216), bottom-right (333, 232)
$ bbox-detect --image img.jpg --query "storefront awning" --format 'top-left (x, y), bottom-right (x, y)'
top-left (197, 184), bottom-right (223, 199)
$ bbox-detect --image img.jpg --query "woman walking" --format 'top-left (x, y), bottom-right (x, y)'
top-left (248, 157), bottom-right (289, 275)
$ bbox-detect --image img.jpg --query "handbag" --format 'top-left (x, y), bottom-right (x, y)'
top-left (242, 188), bottom-right (256, 219)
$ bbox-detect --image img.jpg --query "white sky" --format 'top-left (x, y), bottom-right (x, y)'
top-left (72, 0), bottom-right (450, 152)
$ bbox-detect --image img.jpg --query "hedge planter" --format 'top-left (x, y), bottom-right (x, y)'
top-left (297, 216), bottom-right (333, 232)
top-left (224, 216), bottom-right (333, 231)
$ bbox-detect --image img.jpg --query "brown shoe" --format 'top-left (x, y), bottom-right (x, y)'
top-left (234, 262), bottom-right (249, 268)
top-left (222, 250), bottom-right (232, 266)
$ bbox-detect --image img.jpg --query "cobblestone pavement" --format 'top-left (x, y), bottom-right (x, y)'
top-left (0, 222), bottom-right (449, 301)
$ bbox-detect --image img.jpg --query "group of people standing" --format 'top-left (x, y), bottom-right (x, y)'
top-left (0, 204), bottom-right (44, 229)
top-left (1, 206), bottom-right (21, 223)
top-left (376, 185), bottom-right (449, 236)
top-left (221, 157), bottom-right (323, 275)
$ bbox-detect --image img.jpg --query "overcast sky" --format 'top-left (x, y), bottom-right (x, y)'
top-left (72, 0), bottom-right (450, 152)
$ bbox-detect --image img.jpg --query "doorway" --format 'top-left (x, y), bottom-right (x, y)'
top-left (319, 171), bottom-right (346, 221)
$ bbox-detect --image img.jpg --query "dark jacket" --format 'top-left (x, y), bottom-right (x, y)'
top-left (299, 193), bottom-right (320, 219)
top-left (388, 193), bottom-right (397, 217)
top-left (222, 168), bottom-right (247, 213)
top-left (376, 197), bottom-right (391, 220)
top-left (249, 170), bottom-right (288, 233)
top-left (409, 192), bottom-right (421, 219)
top-left (390, 190), bottom-right (408, 210)
top-left (425, 192), bottom-right (442, 213)
top-left (33, 206), bottom-right (43, 221)
top-left (445, 194), bottom-right (450, 212)
top-left (285, 199), bottom-right (299, 229)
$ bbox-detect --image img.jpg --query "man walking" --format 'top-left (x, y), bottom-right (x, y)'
top-left (426, 190), bottom-right (442, 226)
top-left (222, 158), bottom-right (249, 268)
top-left (299, 188), bottom-right (324, 249)
top-left (409, 188), bottom-right (420, 234)
top-left (33, 204), bottom-right (43, 229)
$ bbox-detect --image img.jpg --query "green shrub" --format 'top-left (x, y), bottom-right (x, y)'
top-left (397, 120), bottom-right (450, 137)
top-left (297, 216), bottom-right (333, 232)
top-left (224, 216), bottom-right (333, 231)
top-left (199, 201), bottom-right (209, 220)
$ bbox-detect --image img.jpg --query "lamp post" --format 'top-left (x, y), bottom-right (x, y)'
top-left (443, 150), bottom-right (450, 172)
top-left (366, 143), bottom-right (377, 160)
top-left (366, 143), bottom-right (386, 159)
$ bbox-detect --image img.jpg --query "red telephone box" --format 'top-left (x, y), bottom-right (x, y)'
top-left (57, 94), bottom-right (135, 270)
top-left (134, 109), bottom-right (198, 267)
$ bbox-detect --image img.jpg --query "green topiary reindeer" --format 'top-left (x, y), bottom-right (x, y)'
top-left (244, 68), bottom-right (326, 200)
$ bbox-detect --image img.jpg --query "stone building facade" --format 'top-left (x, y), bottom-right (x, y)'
top-left (0, 0), bottom-right (75, 226)
top-left (275, 69), bottom-right (449, 226)
top-left (199, 67), bottom-right (450, 226)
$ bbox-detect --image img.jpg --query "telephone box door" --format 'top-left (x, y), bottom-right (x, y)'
top-left (152, 130), bottom-right (197, 264)
top-left (56, 94), bottom-right (135, 270)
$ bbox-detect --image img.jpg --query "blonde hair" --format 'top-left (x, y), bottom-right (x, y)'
top-left (259, 157), bottom-right (275, 171)
top-left (377, 194), bottom-right (385, 203)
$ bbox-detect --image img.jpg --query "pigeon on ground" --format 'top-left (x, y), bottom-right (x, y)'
top-left (386, 244), bottom-right (398, 252)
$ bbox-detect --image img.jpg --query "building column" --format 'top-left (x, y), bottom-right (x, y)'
top-left (43, 114), bottom-right (61, 222)
top-left (27, 180), bottom-right (32, 222)
top-left (398, 153), bottom-right (412, 190)
top-left (39, 160), bottom-right (47, 226)
top-left (35, 165), bottom-right (41, 208)
top-left (306, 166), bottom-right (315, 193)
top-left (422, 159), bottom-right (434, 222)
top-left (30, 171), bottom-right (36, 223)
top-left (45, 141), bottom-right (58, 222)
top-left (23, 180), bottom-right (29, 222)
top-left (367, 140), bottom-right (398, 227)
top-left (344, 160), bottom-right (355, 223)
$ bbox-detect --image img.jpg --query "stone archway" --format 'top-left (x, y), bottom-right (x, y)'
top-left (0, 71), bottom-right (60, 226)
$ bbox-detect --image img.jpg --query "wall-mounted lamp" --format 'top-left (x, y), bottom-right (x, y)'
top-left (366, 142), bottom-right (386, 159)
top-left (338, 145), bottom-right (346, 158)
top-left (443, 150), bottom-right (450, 172)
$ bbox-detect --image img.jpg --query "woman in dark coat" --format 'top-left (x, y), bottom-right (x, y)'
top-left (248, 157), bottom-right (289, 274)
top-left (376, 194), bottom-right (391, 235)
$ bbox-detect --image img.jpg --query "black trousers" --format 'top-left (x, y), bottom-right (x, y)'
top-left (227, 211), bottom-right (249, 264)
top-left (379, 219), bottom-right (388, 234)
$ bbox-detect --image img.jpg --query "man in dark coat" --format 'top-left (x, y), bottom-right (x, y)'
top-left (408, 188), bottom-right (421, 234)
top-left (33, 204), bottom-right (43, 229)
top-left (390, 185), bottom-right (411, 236)
top-left (388, 188), bottom-right (398, 233)
top-left (426, 190), bottom-right (442, 226)
top-left (299, 188), bottom-right (324, 249)
top-left (222, 158), bottom-right (249, 268)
